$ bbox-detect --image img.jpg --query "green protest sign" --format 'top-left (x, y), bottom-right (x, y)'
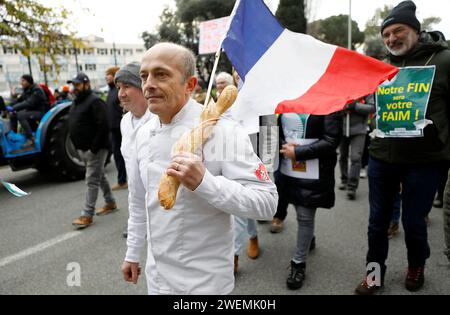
top-left (376, 66), bottom-right (435, 138)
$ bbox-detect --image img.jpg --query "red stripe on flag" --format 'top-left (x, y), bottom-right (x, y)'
top-left (275, 47), bottom-right (398, 115)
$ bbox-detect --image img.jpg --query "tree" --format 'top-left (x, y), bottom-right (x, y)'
top-left (422, 17), bottom-right (442, 31)
top-left (0, 0), bottom-right (81, 83)
top-left (276, 0), bottom-right (307, 33)
top-left (364, 5), bottom-right (392, 37)
top-left (142, 0), bottom-right (236, 84)
top-left (308, 15), bottom-right (365, 49)
top-left (362, 5), bottom-right (391, 58)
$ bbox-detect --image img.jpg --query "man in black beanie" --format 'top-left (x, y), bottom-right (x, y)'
top-left (380, 1), bottom-right (421, 57)
top-left (355, 0), bottom-right (450, 295)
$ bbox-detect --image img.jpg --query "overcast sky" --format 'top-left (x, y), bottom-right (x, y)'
top-left (38, 0), bottom-right (450, 44)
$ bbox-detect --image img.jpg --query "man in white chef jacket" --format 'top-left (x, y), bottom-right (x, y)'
top-left (121, 43), bottom-right (278, 295)
top-left (113, 62), bottom-right (153, 242)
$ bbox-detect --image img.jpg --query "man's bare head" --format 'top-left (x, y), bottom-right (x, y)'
top-left (143, 43), bottom-right (196, 82)
top-left (140, 43), bottom-right (198, 124)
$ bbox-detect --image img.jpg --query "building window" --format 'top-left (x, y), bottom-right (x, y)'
top-left (0, 64), bottom-right (3, 73)
top-left (59, 64), bottom-right (68, 72)
top-left (136, 49), bottom-right (144, 53)
top-left (97, 48), bottom-right (108, 55)
top-left (83, 48), bottom-right (94, 55)
top-left (70, 48), bottom-right (81, 55)
top-left (3, 47), bottom-right (17, 54)
top-left (123, 48), bottom-right (133, 55)
top-left (85, 64), bottom-right (97, 71)
top-left (111, 48), bottom-right (121, 55)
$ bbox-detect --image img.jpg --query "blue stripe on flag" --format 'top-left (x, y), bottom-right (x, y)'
top-left (222, 0), bottom-right (284, 81)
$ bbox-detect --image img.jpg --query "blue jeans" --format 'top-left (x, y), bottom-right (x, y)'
top-left (293, 205), bottom-right (317, 264)
top-left (234, 216), bottom-right (258, 256)
top-left (367, 157), bottom-right (443, 268)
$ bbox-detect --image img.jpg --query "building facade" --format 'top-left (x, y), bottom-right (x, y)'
top-left (0, 35), bottom-right (146, 93)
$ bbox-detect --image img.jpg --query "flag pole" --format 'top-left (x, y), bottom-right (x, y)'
top-left (203, 47), bottom-right (222, 107)
top-left (203, 0), bottom-right (242, 107)
top-left (346, 0), bottom-right (352, 137)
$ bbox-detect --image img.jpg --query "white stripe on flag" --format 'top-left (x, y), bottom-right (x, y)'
top-left (232, 30), bottom-right (336, 133)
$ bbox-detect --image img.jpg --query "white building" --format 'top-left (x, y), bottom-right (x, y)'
top-left (0, 35), bottom-right (146, 92)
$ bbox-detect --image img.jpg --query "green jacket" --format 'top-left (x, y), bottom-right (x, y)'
top-left (370, 31), bottom-right (450, 164)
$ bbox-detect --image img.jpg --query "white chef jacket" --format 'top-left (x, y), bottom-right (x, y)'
top-left (120, 110), bottom-right (154, 264)
top-left (126, 99), bottom-right (278, 295)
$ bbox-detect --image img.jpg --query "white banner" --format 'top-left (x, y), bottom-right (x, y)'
top-left (199, 16), bottom-right (230, 55)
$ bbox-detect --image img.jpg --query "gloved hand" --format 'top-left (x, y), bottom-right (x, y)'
top-left (6, 106), bottom-right (14, 112)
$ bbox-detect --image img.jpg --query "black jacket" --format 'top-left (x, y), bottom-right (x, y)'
top-left (342, 94), bottom-right (376, 136)
top-left (106, 85), bottom-right (123, 130)
top-left (68, 90), bottom-right (111, 153)
top-left (275, 113), bottom-right (342, 209)
top-left (370, 31), bottom-right (450, 164)
top-left (0, 96), bottom-right (5, 112)
top-left (12, 84), bottom-right (49, 113)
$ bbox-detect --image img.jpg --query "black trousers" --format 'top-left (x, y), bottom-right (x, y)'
top-left (111, 128), bottom-right (127, 184)
top-left (10, 110), bottom-right (43, 139)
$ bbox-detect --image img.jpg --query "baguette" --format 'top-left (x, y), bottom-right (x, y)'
top-left (158, 85), bottom-right (238, 210)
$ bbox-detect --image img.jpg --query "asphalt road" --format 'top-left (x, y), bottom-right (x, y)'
top-left (0, 165), bottom-right (449, 295)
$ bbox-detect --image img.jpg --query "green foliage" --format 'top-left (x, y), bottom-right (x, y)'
top-left (421, 17), bottom-right (442, 31)
top-left (141, 0), bottom-right (236, 83)
top-left (0, 0), bottom-right (82, 83)
top-left (308, 15), bottom-right (364, 49)
top-left (275, 0), bottom-right (307, 33)
top-left (364, 5), bottom-right (392, 37)
top-left (363, 36), bottom-right (387, 59)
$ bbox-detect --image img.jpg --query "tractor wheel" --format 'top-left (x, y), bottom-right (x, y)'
top-left (41, 111), bottom-right (85, 180)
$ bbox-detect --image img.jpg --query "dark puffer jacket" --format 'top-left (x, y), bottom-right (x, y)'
top-left (106, 85), bottom-right (123, 130)
top-left (275, 112), bottom-right (342, 209)
top-left (68, 90), bottom-right (110, 153)
top-left (370, 31), bottom-right (450, 164)
top-left (12, 83), bottom-right (49, 113)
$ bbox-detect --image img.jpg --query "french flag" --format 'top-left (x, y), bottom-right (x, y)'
top-left (222, 0), bottom-right (398, 133)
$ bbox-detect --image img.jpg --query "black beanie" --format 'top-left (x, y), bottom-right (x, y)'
top-left (381, 1), bottom-right (421, 34)
top-left (21, 74), bottom-right (34, 85)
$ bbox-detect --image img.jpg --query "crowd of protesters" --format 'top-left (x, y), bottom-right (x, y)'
top-left (1, 0), bottom-right (449, 296)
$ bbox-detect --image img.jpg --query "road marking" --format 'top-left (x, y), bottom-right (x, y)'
top-left (0, 231), bottom-right (82, 268)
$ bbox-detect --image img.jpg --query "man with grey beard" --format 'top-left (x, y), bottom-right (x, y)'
top-left (355, 1), bottom-right (450, 295)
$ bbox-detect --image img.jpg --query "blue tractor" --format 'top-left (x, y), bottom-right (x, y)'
top-left (0, 102), bottom-right (85, 180)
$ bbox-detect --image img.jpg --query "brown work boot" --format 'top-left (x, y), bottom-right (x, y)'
top-left (112, 182), bottom-right (128, 191)
top-left (387, 222), bottom-right (399, 239)
top-left (270, 218), bottom-right (284, 233)
top-left (22, 137), bottom-right (35, 148)
top-left (96, 202), bottom-right (118, 216)
top-left (247, 237), bottom-right (260, 259)
top-left (234, 255), bottom-right (239, 275)
top-left (72, 216), bottom-right (93, 229)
